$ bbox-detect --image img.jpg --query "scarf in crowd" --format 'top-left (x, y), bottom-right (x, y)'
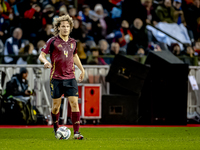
top-left (1, 1), bottom-right (7, 13)
top-left (120, 27), bottom-right (133, 41)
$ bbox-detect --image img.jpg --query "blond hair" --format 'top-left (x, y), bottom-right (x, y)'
top-left (53, 15), bottom-right (74, 35)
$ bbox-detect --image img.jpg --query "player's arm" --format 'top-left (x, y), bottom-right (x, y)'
top-left (39, 52), bottom-right (52, 68)
top-left (73, 54), bottom-right (85, 82)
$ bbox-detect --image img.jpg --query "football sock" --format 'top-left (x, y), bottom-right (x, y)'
top-left (72, 112), bottom-right (80, 134)
top-left (51, 111), bottom-right (60, 132)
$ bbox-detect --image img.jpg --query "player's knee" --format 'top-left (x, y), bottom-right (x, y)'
top-left (68, 97), bottom-right (79, 112)
top-left (70, 102), bottom-right (79, 112)
top-left (70, 100), bottom-right (77, 107)
top-left (52, 106), bottom-right (60, 114)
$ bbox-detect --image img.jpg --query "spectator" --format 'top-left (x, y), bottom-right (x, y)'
top-left (89, 4), bottom-right (109, 43)
top-left (120, 20), bottom-right (133, 44)
top-left (7, 0), bottom-right (21, 28)
top-left (23, 3), bottom-right (42, 44)
top-left (76, 41), bottom-right (87, 64)
top-left (155, 0), bottom-right (175, 23)
top-left (87, 47), bottom-right (107, 65)
top-left (113, 30), bottom-right (127, 51)
top-left (185, 45), bottom-right (195, 57)
top-left (16, 0), bottom-right (37, 18)
top-left (3, 28), bottom-right (27, 64)
top-left (42, 4), bottom-right (55, 26)
top-left (173, 0), bottom-right (186, 26)
top-left (8, 0), bottom-right (19, 18)
top-left (85, 40), bottom-right (97, 56)
top-left (17, 43), bottom-right (37, 64)
top-left (43, 0), bottom-right (65, 12)
top-left (98, 39), bottom-right (112, 64)
top-left (98, 39), bottom-right (110, 55)
top-left (68, 5), bottom-right (78, 19)
top-left (37, 40), bottom-right (45, 53)
top-left (5, 67), bottom-right (31, 97)
top-left (36, 40), bottom-right (47, 64)
top-left (78, 5), bottom-right (91, 23)
top-left (57, 5), bottom-right (68, 17)
top-left (173, 0), bottom-right (195, 44)
top-left (24, 3), bottom-right (41, 19)
top-left (181, 44), bottom-right (196, 65)
top-left (141, 0), bottom-right (159, 26)
top-left (110, 42), bottom-right (126, 64)
top-left (81, 22), bottom-right (94, 41)
top-left (170, 43), bottom-right (182, 56)
top-left (37, 24), bottom-right (53, 43)
top-left (0, 0), bottom-right (12, 20)
top-left (127, 18), bottom-right (148, 55)
top-left (70, 18), bottom-right (83, 41)
top-left (184, 0), bottom-right (200, 40)
top-left (84, 0), bottom-right (113, 12)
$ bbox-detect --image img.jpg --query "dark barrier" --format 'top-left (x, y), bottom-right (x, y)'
top-left (140, 51), bottom-right (189, 125)
top-left (101, 94), bottom-right (139, 124)
top-left (106, 54), bottom-right (150, 95)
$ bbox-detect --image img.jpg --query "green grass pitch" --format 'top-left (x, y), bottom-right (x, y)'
top-left (0, 127), bottom-right (200, 150)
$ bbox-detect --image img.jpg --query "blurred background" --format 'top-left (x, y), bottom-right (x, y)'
top-left (0, 0), bottom-right (200, 126)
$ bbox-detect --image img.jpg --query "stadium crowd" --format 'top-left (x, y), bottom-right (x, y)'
top-left (0, 0), bottom-right (200, 65)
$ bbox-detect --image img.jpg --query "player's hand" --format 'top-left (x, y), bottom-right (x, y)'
top-left (78, 71), bottom-right (85, 82)
top-left (44, 62), bottom-right (52, 69)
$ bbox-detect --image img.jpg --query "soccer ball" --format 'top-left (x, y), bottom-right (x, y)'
top-left (55, 126), bottom-right (71, 140)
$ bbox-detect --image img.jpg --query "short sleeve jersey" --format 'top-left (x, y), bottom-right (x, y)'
top-left (41, 35), bottom-right (77, 80)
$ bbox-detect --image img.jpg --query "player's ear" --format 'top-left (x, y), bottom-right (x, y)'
top-left (58, 26), bottom-right (60, 31)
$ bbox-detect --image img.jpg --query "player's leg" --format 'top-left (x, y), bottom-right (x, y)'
top-left (64, 78), bottom-right (83, 139)
top-left (50, 79), bottom-right (63, 134)
top-left (68, 96), bottom-right (83, 139)
top-left (51, 97), bottom-right (62, 133)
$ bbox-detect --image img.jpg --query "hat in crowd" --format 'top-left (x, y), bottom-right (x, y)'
top-left (82, 5), bottom-right (90, 10)
top-left (86, 40), bottom-right (97, 49)
top-left (44, 4), bottom-right (55, 11)
top-left (174, 0), bottom-right (182, 3)
top-left (68, 5), bottom-right (75, 10)
top-left (115, 31), bottom-right (123, 39)
top-left (59, 7), bottom-right (67, 13)
top-left (94, 4), bottom-right (103, 12)
top-left (20, 67), bottom-right (28, 74)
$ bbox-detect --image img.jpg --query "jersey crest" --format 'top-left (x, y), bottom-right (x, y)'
top-left (71, 43), bottom-right (73, 49)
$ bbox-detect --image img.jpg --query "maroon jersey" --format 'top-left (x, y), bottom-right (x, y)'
top-left (41, 35), bottom-right (77, 80)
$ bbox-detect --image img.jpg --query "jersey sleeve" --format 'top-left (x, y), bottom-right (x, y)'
top-left (73, 42), bottom-right (77, 54)
top-left (41, 38), bottom-right (54, 54)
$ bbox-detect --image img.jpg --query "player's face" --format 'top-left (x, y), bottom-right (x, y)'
top-left (58, 21), bottom-right (70, 37)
